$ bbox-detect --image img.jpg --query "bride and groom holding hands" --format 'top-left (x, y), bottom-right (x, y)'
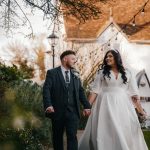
top-left (43, 50), bottom-right (148, 150)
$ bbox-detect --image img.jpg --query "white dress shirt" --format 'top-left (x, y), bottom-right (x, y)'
top-left (61, 65), bottom-right (70, 82)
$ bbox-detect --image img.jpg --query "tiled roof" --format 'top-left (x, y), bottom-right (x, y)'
top-left (63, 0), bottom-right (150, 42)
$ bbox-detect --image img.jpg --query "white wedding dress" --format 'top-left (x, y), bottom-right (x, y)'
top-left (78, 69), bottom-right (148, 150)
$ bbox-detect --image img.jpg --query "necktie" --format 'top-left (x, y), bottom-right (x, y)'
top-left (65, 71), bottom-right (70, 83)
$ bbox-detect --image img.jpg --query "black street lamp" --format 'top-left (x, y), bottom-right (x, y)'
top-left (47, 31), bottom-right (58, 68)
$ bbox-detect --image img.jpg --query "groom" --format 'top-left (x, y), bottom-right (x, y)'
top-left (43, 50), bottom-right (91, 150)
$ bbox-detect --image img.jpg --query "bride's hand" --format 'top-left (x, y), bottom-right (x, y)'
top-left (131, 96), bottom-right (146, 115)
top-left (142, 111), bottom-right (148, 119)
top-left (141, 113), bottom-right (148, 122)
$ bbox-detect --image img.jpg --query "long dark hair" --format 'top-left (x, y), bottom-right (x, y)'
top-left (99, 49), bottom-right (127, 84)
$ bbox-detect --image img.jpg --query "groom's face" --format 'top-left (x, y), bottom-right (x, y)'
top-left (64, 54), bottom-right (77, 68)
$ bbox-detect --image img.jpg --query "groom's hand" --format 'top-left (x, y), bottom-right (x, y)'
top-left (83, 109), bottom-right (91, 117)
top-left (45, 106), bottom-right (55, 113)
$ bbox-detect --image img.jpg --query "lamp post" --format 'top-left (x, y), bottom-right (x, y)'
top-left (47, 31), bottom-right (58, 68)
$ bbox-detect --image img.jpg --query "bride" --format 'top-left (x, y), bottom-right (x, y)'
top-left (78, 49), bottom-right (148, 150)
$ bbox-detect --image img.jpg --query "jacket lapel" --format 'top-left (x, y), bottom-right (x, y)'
top-left (57, 66), bottom-right (67, 89)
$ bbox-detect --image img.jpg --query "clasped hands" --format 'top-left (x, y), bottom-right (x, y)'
top-left (83, 109), bottom-right (91, 117)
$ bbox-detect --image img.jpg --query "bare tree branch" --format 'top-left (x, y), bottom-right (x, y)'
top-left (0, 0), bottom-right (30, 35)
top-left (0, 0), bottom-right (107, 35)
top-left (14, 0), bottom-right (34, 38)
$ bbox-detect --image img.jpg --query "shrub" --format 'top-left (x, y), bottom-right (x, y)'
top-left (0, 63), bottom-right (52, 149)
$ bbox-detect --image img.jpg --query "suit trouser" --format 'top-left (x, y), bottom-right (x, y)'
top-left (51, 109), bottom-right (79, 150)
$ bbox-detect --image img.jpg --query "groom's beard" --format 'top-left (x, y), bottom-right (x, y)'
top-left (66, 62), bottom-right (74, 69)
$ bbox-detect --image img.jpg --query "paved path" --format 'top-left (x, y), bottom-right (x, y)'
top-left (49, 130), bottom-right (83, 150)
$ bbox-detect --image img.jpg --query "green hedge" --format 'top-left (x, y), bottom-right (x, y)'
top-left (143, 130), bottom-right (150, 149)
top-left (0, 80), bottom-right (53, 150)
top-left (0, 63), bottom-right (52, 150)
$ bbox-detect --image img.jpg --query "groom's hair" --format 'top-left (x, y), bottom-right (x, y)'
top-left (60, 50), bottom-right (76, 60)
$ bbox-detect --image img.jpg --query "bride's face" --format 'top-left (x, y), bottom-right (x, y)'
top-left (105, 52), bottom-right (116, 66)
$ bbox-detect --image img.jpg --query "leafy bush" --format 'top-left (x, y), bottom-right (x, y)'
top-left (0, 63), bottom-right (52, 150)
top-left (0, 128), bottom-right (43, 150)
top-left (0, 80), bottom-right (53, 149)
top-left (0, 61), bottom-right (34, 82)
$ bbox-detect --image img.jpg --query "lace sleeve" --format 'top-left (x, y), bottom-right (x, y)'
top-left (127, 69), bottom-right (139, 96)
top-left (89, 71), bottom-right (102, 94)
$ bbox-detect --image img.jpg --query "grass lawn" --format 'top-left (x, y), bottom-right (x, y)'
top-left (143, 130), bottom-right (150, 149)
